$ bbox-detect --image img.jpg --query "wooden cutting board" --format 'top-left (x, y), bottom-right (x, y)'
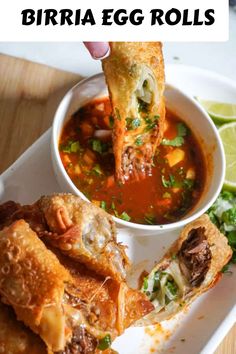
top-left (0, 53), bottom-right (235, 354)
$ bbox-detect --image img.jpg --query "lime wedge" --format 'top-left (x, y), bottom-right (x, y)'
top-left (219, 122), bottom-right (236, 191)
top-left (197, 98), bottom-right (236, 124)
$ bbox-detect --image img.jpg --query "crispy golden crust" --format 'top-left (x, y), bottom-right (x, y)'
top-left (117, 282), bottom-right (154, 333)
top-left (138, 214), bottom-right (232, 325)
top-left (0, 302), bottom-right (47, 354)
top-left (102, 42), bottom-right (165, 181)
top-left (38, 194), bottom-right (130, 282)
top-left (58, 253), bottom-right (153, 338)
top-left (0, 220), bottom-right (71, 350)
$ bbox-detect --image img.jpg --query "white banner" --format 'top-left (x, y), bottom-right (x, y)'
top-left (0, 0), bottom-right (228, 41)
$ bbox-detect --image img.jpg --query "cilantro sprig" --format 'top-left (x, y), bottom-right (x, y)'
top-left (207, 190), bottom-right (236, 266)
top-left (161, 122), bottom-right (188, 147)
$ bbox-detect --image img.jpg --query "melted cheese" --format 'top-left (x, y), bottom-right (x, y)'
top-left (40, 305), bottom-right (66, 351)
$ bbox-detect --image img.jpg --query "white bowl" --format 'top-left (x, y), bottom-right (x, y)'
top-left (51, 73), bottom-right (225, 235)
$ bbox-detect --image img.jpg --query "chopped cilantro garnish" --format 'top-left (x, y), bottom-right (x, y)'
top-left (111, 202), bottom-right (116, 210)
top-left (92, 164), bottom-right (103, 176)
top-left (161, 136), bottom-right (184, 147)
top-left (90, 139), bottom-right (109, 154)
top-left (207, 190), bottom-right (236, 268)
top-left (161, 122), bottom-right (188, 147)
top-left (183, 178), bottom-right (194, 190)
top-left (91, 139), bottom-right (102, 153)
top-left (126, 117), bottom-right (141, 130)
top-left (109, 115), bottom-right (114, 128)
top-left (70, 141), bottom-right (80, 153)
top-left (97, 334), bottom-right (112, 350)
top-left (144, 121), bottom-right (158, 132)
top-left (60, 140), bottom-right (81, 153)
top-left (177, 122), bottom-right (188, 137)
top-left (162, 174), bottom-right (176, 188)
top-left (144, 117), bottom-right (152, 124)
top-left (222, 208), bottom-right (236, 225)
top-left (120, 211), bottom-right (131, 222)
top-left (100, 201), bottom-right (106, 210)
top-left (144, 214), bottom-right (156, 225)
top-left (135, 136), bottom-right (143, 146)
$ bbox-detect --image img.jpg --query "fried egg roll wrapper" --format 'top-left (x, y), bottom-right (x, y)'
top-left (0, 220), bottom-right (72, 352)
top-left (102, 42), bottom-right (165, 182)
top-left (58, 255), bottom-right (154, 338)
top-left (0, 201), bottom-right (47, 234)
top-left (0, 302), bottom-right (47, 354)
top-left (137, 214), bottom-right (232, 325)
top-left (38, 194), bottom-right (130, 282)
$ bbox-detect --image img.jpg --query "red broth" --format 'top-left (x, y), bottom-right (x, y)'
top-left (59, 97), bottom-right (206, 225)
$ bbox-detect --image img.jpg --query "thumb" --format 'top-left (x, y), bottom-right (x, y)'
top-left (84, 42), bottom-right (110, 60)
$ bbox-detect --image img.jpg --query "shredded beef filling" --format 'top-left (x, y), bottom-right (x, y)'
top-left (56, 326), bottom-right (98, 354)
top-left (178, 227), bottom-right (212, 287)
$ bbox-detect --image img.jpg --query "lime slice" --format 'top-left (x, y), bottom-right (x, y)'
top-left (197, 98), bottom-right (236, 124)
top-left (219, 122), bottom-right (236, 191)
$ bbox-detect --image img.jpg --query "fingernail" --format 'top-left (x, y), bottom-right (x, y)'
top-left (92, 44), bottom-right (110, 60)
top-left (84, 42), bottom-right (110, 60)
top-left (95, 46), bottom-right (110, 60)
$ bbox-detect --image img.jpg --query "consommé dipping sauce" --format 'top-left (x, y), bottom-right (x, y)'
top-left (59, 97), bottom-right (206, 225)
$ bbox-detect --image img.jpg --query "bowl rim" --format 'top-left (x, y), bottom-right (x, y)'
top-left (51, 72), bottom-right (225, 232)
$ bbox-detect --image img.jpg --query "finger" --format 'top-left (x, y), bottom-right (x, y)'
top-left (84, 42), bottom-right (110, 60)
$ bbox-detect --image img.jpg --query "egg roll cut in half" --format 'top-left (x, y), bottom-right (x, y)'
top-left (102, 42), bottom-right (165, 182)
top-left (38, 194), bottom-right (130, 282)
top-left (0, 220), bottom-right (112, 353)
top-left (138, 214), bottom-right (232, 325)
top-left (60, 257), bottom-right (154, 343)
top-left (0, 302), bottom-right (47, 354)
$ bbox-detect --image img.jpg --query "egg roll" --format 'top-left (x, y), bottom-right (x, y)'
top-left (0, 302), bottom-right (47, 354)
top-left (58, 255), bottom-right (154, 339)
top-left (102, 42), bottom-right (165, 182)
top-left (38, 194), bottom-right (130, 282)
top-left (0, 220), bottom-right (75, 351)
top-left (0, 220), bottom-right (106, 353)
top-left (138, 214), bottom-right (232, 325)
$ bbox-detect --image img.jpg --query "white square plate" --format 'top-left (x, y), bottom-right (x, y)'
top-left (0, 64), bottom-right (235, 354)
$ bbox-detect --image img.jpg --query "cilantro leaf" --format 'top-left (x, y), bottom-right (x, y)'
top-left (161, 122), bottom-right (188, 147)
top-left (177, 122), bottom-right (188, 137)
top-left (144, 214), bottom-right (156, 225)
top-left (91, 164), bottom-right (103, 176)
top-left (135, 136), bottom-right (143, 146)
top-left (97, 335), bottom-right (112, 350)
top-left (126, 117), bottom-right (141, 130)
top-left (100, 201), bottom-right (106, 210)
top-left (120, 211), bottom-right (131, 222)
top-left (109, 115), bottom-right (114, 128)
top-left (91, 139), bottom-right (102, 153)
top-left (161, 136), bottom-right (184, 147)
top-left (162, 174), bottom-right (176, 188)
top-left (60, 140), bottom-right (81, 153)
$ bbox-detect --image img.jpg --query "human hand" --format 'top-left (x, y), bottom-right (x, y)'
top-left (84, 42), bottom-right (110, 60)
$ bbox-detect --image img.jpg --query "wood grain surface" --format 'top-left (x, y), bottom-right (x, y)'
top-left (0, 53), bottom-right (235, 353)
